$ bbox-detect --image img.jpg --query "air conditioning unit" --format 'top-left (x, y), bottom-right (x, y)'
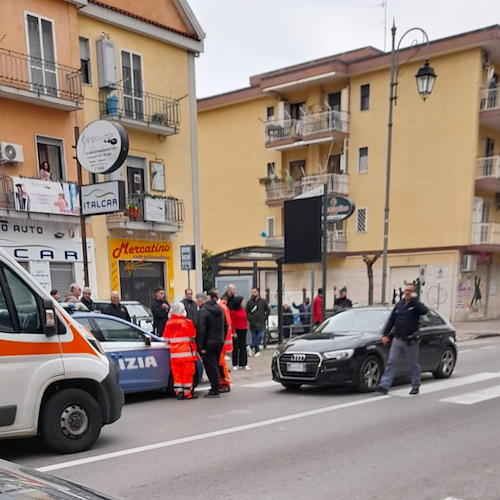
top-left (0, 143), bottom-right (24, 165)
top-left (461, 254), bottom-right (477, 273)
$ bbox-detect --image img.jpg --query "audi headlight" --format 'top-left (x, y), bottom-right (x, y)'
top-left (323, 349), bottom-right (354, 361)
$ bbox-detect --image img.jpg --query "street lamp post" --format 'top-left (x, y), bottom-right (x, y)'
top-left (380, 21), bottom-right (437, 305)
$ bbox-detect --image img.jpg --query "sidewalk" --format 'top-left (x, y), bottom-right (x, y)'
top-left (453, 319), bottom-right (500, 342)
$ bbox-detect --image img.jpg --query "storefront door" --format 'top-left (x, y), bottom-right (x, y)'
top-left (119, 260), bottom-right (165, 307)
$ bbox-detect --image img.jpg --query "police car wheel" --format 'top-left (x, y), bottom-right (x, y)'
top-left (40, 388), bottom-right (102, 454)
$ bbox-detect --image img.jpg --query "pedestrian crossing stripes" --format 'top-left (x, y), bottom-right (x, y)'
top-left (389, 372), bottom-right (500, 398)
top-left (439, 385), bottom-right (500, 405)
top-left (240, 380), bottom-right (279, 388)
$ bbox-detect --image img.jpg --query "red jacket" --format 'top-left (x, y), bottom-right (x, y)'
top-left (219, 299), bottom-right (233, 353)
top-left (163, 315), bottom-right (197, 363)
top-left (313, 294), bottom-right (323, 324)
top-left (231, 308), bottom-right (248, 330)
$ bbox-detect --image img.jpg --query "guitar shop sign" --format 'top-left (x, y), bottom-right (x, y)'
top-left (326, 196), bottom-right (355, 221)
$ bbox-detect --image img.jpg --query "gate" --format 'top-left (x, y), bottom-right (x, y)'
top-left (119, 260), bottom-right (165, 306)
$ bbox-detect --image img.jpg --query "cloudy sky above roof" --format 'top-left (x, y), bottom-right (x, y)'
top-left (189, 0), bottom-right (499, 98)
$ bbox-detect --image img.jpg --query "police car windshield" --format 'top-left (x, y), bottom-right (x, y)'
top-left (316, 309), bottom-right (391, 334)
top-left (125, 304), bottom-right (151, 317)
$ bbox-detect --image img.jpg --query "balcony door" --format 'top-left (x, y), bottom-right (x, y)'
top-left (472, 197), bottom-right (491, 244)
top-left (121, 50), bottom-right (144, 120)
top-left (328, 92), bottom-right (341, 111)
top-left (126, 156), bottom-right (146, 196)
top-left (26, 14), bottom-right (57, 97)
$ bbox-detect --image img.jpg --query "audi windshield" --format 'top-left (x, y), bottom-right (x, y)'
top-left (315, 308), bottom-right (391, 334)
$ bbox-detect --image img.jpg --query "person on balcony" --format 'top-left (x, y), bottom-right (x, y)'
top-left (39, 161), bottom-right (52, 181)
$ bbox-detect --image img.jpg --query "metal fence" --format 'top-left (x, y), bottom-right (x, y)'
top-left (0, 48), bottom-right (83, 103)
top-left (99, 84), bottom-right (180, 130)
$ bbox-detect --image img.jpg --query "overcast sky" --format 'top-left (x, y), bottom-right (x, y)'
top-left (189, 0), bottom-right (500, 98)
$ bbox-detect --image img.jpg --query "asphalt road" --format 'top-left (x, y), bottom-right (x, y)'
top-left (2, 338), bottom-right (500, 500)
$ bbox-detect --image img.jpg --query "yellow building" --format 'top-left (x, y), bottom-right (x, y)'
top-left (77, 0), bottom-right (204, 303)
top-left (198, 25), bottom-right (500, 321)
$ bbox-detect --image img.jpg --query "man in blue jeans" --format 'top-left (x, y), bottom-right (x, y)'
top-left (377, 283), bottom-right (428, 395)
top-left (246, 287), bottom-right (270, 357)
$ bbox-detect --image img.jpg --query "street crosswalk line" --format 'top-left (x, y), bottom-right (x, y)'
top-left (390, 372), bottom-right (500, 398)
top-left (439, 385), bottom-right (500, 405)
top-left (241, 380), bottom-right (279, 388)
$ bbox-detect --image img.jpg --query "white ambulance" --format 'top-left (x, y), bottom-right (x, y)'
top-left (0, 248), bottom-right (123, 454)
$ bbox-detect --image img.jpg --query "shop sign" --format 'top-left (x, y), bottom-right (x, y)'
top-left (180, 245), bottom-right (195, 271)
top-left (326, 196), bottom-right (355, 221)
top-left (82, 181), bottom-right (126, 216)
top-left (476, 252), bottom-right (492, 265)
top-left (30, 261), bottom-right (51, 290)
top-left (144, 197), bottom-right (166, 223)
top-left (76, 120), bottom-right (129, 174)
top-left (13, 177), bottom-right (79, 216)
top-left (0, 239), bottom-right (80, 261)
top-left (109, 238), bottom-right (172, 260)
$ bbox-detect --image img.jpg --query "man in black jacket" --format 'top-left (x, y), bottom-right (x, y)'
top-left (246, 288), bottom-right (270, 357)
top-left (221, 284), bottom-right (236, 311)
top-left (334, 287), bottom-right (353, 310)
top-left (151, 287), bottom-right (169, 335)
top-left (377, 283), bottom-right (428, 396)
top-left (181, 288), bottom-right (198, 326)
top-left (196, 292), bottom-right (226, 398)
top-left (105, 292), bottom-right (131, 322)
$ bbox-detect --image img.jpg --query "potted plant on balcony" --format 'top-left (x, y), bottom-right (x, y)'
top-left (258, 177), bottom-right (273, 188)
top-left (126, 203), bottom-right (140, 220)
top-left (152, 113), bottom-right (165, 125)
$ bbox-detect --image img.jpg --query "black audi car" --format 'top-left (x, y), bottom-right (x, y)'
top-left (271, 306), bottom-right (457, 392)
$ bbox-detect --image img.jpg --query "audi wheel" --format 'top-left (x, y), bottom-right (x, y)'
top-left (357, 355), bottom-right (382, 393)
top-left (433, 347), bottom-right (456, 379)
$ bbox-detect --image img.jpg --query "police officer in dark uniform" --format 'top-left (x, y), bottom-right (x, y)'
top-left (377, 283), bottom-right (428, 395)
top-left (104, 291), bottom-right (131, 322)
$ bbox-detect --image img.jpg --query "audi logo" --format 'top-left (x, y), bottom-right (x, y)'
top-left (291, 354), bottom-right (306, 362)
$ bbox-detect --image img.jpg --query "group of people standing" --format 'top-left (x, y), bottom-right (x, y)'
top-left (157, 285), bottom-right (271, 400)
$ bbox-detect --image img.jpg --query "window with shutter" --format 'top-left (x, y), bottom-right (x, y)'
top-left (79, 37), bottom-right (92, 85)
top-left (358, 147), bottom-right (368, 174)
top-left (267, 217), bottom-right (276, 238)
top-left (49, 263), bottom-right (74, 296)
top-left (26, 14), bottom-right (57, 96)
top-left (266, 162), bottom-right (276, 178)
top-left (356, 208), bottom-right (367, 233)
top-left (121, 50), bottom-right (144, 120)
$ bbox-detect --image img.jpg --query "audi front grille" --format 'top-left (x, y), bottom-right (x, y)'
top-left (278, 353), bottom-right (321, 380)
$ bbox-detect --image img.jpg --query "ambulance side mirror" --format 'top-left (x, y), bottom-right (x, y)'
top-left (43, 297), bottom-right (57, 337)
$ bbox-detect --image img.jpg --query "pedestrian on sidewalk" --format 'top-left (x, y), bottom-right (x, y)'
top-left (377, 283), bottom-right (428, 396)
top-left (294, 297), bottom-right (311, 333)
top-left (334, 287), bottom-right (353, 310)
top-left (217, 294), bottom-right (233, 393)
top-left (196, 292), bottom-right (225, 398)
top-left (246, 287), bottom-right (270, 357)
top-left (163, 302), bottom-right (198, 400)
top-left (222, 284), bottom-right (237, 311)
top-left (181, 288), bottom-right (198, 326)
top-left (283, 303), bottom-right (294, 339)
top-left (151, 287), bottom-right (169, 335)
top-left (231, 296), bottom-right (250, 371)
top-left (80, 287), bottom-right (98, 312)
top-left (64, 283), bottom-right (81, 304)
top-left (105, 292), bottom-right (131, 322)
top-left (313, 288), bottom-right (323, 326)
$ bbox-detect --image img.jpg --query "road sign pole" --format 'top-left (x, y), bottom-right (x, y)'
top-left (187, 270), bottom-right (191, 290)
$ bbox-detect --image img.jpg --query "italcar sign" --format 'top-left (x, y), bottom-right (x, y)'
top-left (81, 181), bottom-right (126, 216)
top-left (76, 120), bottom-right (129, 174)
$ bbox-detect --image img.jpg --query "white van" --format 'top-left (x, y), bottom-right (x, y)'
top-left (0, 248), bottom-right (123, 454)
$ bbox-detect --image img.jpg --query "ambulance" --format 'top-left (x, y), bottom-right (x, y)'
top-left (0, 248), bottom-right (124, 454)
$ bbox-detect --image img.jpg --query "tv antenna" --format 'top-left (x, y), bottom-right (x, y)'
top-left (372, 0), bottom-right (388, 52)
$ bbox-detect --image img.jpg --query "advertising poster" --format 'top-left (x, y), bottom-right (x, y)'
top-left (13, 177), bottom-right (79, 216)
top-left (456, 277), bottom-right (471, 313)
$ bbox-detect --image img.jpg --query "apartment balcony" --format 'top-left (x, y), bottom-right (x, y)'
top-left (263, 179), bottom-right (302, 207)
top-left (301, 173), bottom-right (349, 196)
top-left (106, 194), bottom-right (184, 233)
top-left (99, 85), bottom-right (180, 136)
top-left (265, 110), bottom-right (349, 150)
top-left (0, 49), bottom-right (83, 111)
top-left (0, 175), bottom-right (83, 224)
top-left (479, 88), bottom-right (500, 131)
top-left (470, 222), bottom-right (500, 251)
top-left (476, 156), bottom-right (500, 192)
top-left (265, 237), bottom-right (284, 248)
top-left (327, 230), bottom-right (347, 253)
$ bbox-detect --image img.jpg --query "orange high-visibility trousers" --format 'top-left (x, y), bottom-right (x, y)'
top-left (171, 362), bottom-right (196, 398)
top-left (219, 351), bottom-right (231, 389)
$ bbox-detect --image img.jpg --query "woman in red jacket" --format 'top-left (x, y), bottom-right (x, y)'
top-left (231, 296), bottom-right (250, 371)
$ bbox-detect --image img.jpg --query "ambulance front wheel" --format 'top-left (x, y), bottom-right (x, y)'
top-left (40, 388), bottom-right (103, 454)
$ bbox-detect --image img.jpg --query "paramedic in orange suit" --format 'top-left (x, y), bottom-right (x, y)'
top-left (217, 296), bottom-right (233, 393)
top-left (163, 302), bottom-right (198, 400)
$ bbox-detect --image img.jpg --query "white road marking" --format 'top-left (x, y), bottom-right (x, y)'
top-left (442, 497), bottom-right (464, 500)
top-left (241, 380), bottom-right (279, 388)
top-left (481, 346), bottom-right (495, 350)
top-left (458, 349), bottom-right (472, 353)
top-left (390, 372), bottom-right (500, 398)
top-left (440, 385), bottom-right (500, 405)
top-left (37, 395), bottom-right (390, 473)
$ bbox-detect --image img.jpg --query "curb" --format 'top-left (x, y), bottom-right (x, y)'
top-left (457, 332), bottom-right (500, 342)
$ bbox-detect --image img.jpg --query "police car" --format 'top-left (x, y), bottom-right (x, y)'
top-left (71, 312), bottom-right (203, 395)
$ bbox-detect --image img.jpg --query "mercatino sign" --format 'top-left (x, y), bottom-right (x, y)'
top-left (81, 181), bottom-right (126, 216)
